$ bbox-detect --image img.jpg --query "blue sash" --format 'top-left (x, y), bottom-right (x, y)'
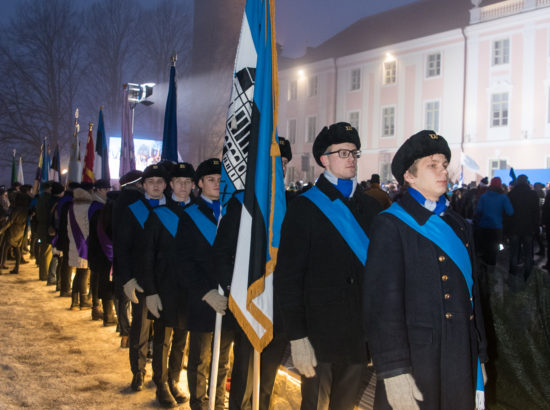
top-left (383, 202), bottom-right (484, 397)
top-left (185, 204), bottom-right (217, 246)
top-left (153, 207), bottom-right (179, 238)
top-left (301, 186), bottom-right (369, 266)
top-left (129, 200), bottom-right (150, 229)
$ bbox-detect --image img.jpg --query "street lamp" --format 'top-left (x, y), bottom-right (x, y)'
top-left (124, 82), bottom-right (156, 134)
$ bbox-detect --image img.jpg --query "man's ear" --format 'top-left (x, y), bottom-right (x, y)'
top-left (403, 170), bottom-right (414, 185)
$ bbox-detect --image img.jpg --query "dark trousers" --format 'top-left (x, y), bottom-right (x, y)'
top-left (509, 234), bottom-right (534, 278)
top-left (187, 328), bottom-right (235, 410)
top-left (12, 246), bottom-right (21, 272)
top-left (229, 329), bottom-right (288, 410)
top-left (129, 293), bottom-right (152, 375)
top-left (71, 268), bottom-right (90, 306)
top-left (38, 242), bottom-right (52, 280)
top-left (47, 253), bottom-right (60, 284)
top-left (90, 270), bottom-right (100, 308)
top-left (152, 320), bottom-right (188, 386)
top-left (477, 228), bottom-right (501, 266)
top-left (300, 362), bottom-right (364, 410)
top-left (114, 289), bottom-right (131, 337)
top-left (59, 255), bottom-right (72, 295)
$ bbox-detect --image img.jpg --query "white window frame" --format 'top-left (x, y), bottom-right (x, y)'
top-left (490, 92), bottom-right (509, 127)
top-left (350, 68), bottom-right (361, 91)
top-left (492, 38), bottom-right (510, 66)
top-left (287, 118), bottom-right (297, 144)
top-left (382, 106), bottom-right (395, 137)
top-left (425, 100), bottom-right (440, 132)
top-left (308, 75), bottom-right (318, 97)
top-left (288, 80), bottom-right (297, 100)
top-left (348, 111), bottom-right (360, 132)
top-left (383, 61), bottom-right (397, 85)
top-left (306, 115), bottom-right (317, 143)
top-left (426, 52), bottom-right (441, 78)
top-left (488, 158), bottom-right (508, 177)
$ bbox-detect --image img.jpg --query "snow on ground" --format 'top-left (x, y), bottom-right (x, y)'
top-left (0, 259), bottom-right (190, 409)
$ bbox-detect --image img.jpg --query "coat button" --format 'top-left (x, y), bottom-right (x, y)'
top-left (470, 314), bottom-right (474, 320)
top-left (469, 297), bottom-right (473, 302)
top-left (465, 243), bottom-right (469, 248)
top-left (444, 293), bottom-right (451, 300)
top-left (438, 255), bottom-right (446, 262)
top-left (441, 275), bottom-right (449, 282)
top-left (445, 312), bottom-right (453, 319)
top-left (346, 277), bottom-right (355, 285)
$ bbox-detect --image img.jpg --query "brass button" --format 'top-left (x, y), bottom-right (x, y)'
top-left (444, 293), bottom-right (451, 300)
top-left (465, 243), bottom-right (469, 248)
top-left (438, 255), bottom-right (446, 262)
top-left (470, 314), bottom-right (474, 321)
top-left (441, 275), bottom-right (449, 282)
top-left (445, 312), bottom-right (453, 319)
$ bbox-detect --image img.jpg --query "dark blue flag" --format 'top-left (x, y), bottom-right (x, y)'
top-left (161, 61), bottom-right (178, 162)
top-left (95, 108), bottom-right (110, 181)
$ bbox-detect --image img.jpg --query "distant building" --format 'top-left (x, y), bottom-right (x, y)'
top-left (278, 0), bottom-right (550, 185)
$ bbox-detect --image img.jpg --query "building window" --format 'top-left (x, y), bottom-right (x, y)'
top-left (348, 111), bottom-right (360, 132)
top-left (546, 157), bottom-right (550, 168)
top-left (306, 116), bottom-right (317, 143)
top-left (308, 75), bottom-right (318, 97)
top-left (489, 159), bottom-right (507, 177)
top-left (492, 39), bottom-right (509, 65)
top-left (350, 68), bottom-right (361, 91)
top-left (287, 166), bottom-right (295, 184)
top-left (491, 92), bottom-right (508, 127)
top-left (382, 107), bottom-right (395, 137)
top-left (425, 101), bottom-right (440, 132)
top-left (287, 119), bottom-right (297, 144)
top-left (426, 53), bottom-right (441, 77)
top-left (383, 61), bottom-right (396, 84)
top-left (288, 80), bottom-right (297, 100)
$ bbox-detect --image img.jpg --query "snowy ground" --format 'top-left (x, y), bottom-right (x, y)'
top-left (0, 259), bottom-right (190, 409)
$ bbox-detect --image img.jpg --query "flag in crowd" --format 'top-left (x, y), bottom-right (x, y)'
top-left (17, 155), bottom-right (24, 185)
top-left (82, 122), bottom-right (95, 183)
top-left (94, 107), bottom-right (110, 181)
top-left (68, 109), bottom-right (82, 184)
top-left (161, 56), bottom-right (178, 162)
top-left (225, 0), bottom-right (286, 352)
top-left (11, 149), bottom-right (17, 186)
top-left (50, 144), bottom-right (61, 183)
top-left (40, 137), bottom-right (51, 184)
top-left (120, 85), bottom-right (136, 177)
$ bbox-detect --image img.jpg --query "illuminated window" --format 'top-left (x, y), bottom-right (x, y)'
top-left (384, 61), bottom-right (396, 84)
top-left (308, 76), bottom-right (318, 97)
top-left (288, 80), bottom-right (297, 100)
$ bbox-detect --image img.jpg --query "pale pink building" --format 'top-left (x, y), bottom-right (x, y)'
top-left (278, 0), bottom-right (550, 185)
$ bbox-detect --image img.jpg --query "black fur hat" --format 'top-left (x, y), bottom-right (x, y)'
top-left (195, 158), bottom-right (221, 184)
top-left (312, 122), bottom-right (360, 167)
top-left (278, 137), bottom-right (292, 162)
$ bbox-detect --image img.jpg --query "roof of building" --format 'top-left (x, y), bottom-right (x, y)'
top-left (279, 0), bottom-right (475, 69)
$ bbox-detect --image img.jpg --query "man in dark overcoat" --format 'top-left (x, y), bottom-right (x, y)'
top-left (363, 130), bottom-right (488, 410)
top-left (141, 162), bottom-right (195, 408)
top-left (274, 123), bottom-right (381, 410)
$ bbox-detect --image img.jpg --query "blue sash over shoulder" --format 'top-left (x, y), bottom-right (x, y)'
top-left (185, 204), bottom-right (217, 246)
top-left (129, 200), bottom-right (150, 229)
top-left (153, 207), bottom-right (179, 238)
top-left (301, 186), bottom-right (369, 266)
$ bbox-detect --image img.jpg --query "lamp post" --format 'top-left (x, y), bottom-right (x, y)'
top-left (126, 82), bottom-right (156, 135)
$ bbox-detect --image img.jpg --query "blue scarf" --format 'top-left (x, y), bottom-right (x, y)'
top-left (408, 187), bottom-right (448, 216)
top-left (203, 196), bottom-right (221, 221)
top-left (145, 194), bottom-right (166, 209)
top-left (172, 193), bottom-right (190, 208)
top-left (323, 170), bottom-right (356, 198)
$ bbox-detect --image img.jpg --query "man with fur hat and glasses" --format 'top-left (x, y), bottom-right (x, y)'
top-left (141, 162), bottom-right (195, 408)
top-left (363, 130), bottom-right (488, 410)
top-left (274, 123), bottom-right (381, 409)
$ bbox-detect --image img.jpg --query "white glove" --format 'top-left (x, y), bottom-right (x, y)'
top-left (290, 337), bottom-right (317, 378)
top-left (202, 289), bottom-right (228, 315)
top-left (146, 294), bottom-right (163, 318)
top-left (123, 278), bottom-right (143, 304)
top-left (481, 363), bottom-right (488, 386)
top-left (383, 373), bottom-right (423, 410)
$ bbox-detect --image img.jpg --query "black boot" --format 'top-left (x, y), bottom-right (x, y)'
top-left (168, 378), bottom-right (189, 404)
top-left (103, 299), bottom-right (117, 326)
top-left (131, 371), bottom-right (145, 392)
top-left (79, 269), bottom-right (92, 309)
top-left (70, 292), bottom-right (80, 310)
top-left (156, 382), bottom-right (178, 408)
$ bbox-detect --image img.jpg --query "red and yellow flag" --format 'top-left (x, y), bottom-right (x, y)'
top-left (82, 122), bottom-right (95, 183)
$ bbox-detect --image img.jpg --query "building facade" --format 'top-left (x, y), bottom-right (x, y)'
top-left (278, 0), bottom-right (550, 185)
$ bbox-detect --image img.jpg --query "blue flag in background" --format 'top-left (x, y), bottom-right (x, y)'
top-left (225, 0), bottom-right (286, 352)
top-left (95, 108), bottom-right (110, 181)
top-left (41, 138), bottom-right (51, 183)
top-left (162, 62), bottom-right (178, 162)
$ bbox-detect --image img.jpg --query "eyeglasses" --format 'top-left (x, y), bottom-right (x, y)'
top-left (322, 149), bottom-right (361, 159)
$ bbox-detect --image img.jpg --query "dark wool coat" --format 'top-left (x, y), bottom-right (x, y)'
top-left (180, 197), bottom-right (219, 332)
top-left (505, 183), bottom-right (540, 236)
top-left (55, 193), bottom-right (73, 253)
top-left (274, 174), bottom-right (381, 364)
top-left (363, 192), bottom-right (488, 410)
top-left (112, 188), bottom-right (150, 291)
top-left (0, 194), bottom-right (30, 248)
top-left (88, 202), bottom-right (116, 300)
top-left (141, 201), bottom-right (188, 329)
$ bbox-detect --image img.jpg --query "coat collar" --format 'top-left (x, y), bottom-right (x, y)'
top-left (194, 196), bottom-right (217, 223)
top-left (397, 191), bottom-right (435, 226)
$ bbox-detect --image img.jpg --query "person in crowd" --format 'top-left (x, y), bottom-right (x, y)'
top-left (46, 182), bottom-right (65, 286)
top-left (0, 191), bottom-right (32, 274)
top-left (217, 137), bottom-right (293, 410)
top-left (275, 123), bottom-right (381, 410)
top-left (87, 179), bottom-right (111, 320)
top-left (115, 165), bottom-right (167, 391)
top-left (364, 173), bottom-right (392, 210)
top-left (180, 158), bottom-right (231, 410)
top-left (35, 181), bottom-right (56, 280)
top-left (55, 182), bottom-right (78, 297)
top-left (364, 130), bottom-right (487, 410)
top-left (506, 174), bottom-right (540, 280)
top-left (474, 176), bottom-right (514, 266)
top-left (142, 162), bottom-right (195, 407)
top-left (67, 182), bottom-right (94, 310)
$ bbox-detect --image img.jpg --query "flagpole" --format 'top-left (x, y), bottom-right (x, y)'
top-left (208, 287), bottom-right (224, 410)
top-left (252, 350), bottom-right (260, 410)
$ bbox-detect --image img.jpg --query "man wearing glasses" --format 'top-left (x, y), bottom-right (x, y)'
top-left (275, 122), bottom-right (381, 409)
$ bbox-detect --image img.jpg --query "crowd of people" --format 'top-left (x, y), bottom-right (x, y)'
top-left (0, 124), bottom-right (547, 410)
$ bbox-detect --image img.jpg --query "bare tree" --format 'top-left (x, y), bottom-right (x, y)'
top-left (0, 0), bottom-right (84, 176)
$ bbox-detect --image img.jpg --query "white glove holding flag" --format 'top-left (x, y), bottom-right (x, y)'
top-left (290, 337), bottom-right (317, 378)
top-left (202, 289), bottom-right (228, 315)
top-left (383, 373), bottom-right (423, 410)
top-left (146, 294), bottom-right (163, 318)
top-left (123, 278), bottom-right (143, 304)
